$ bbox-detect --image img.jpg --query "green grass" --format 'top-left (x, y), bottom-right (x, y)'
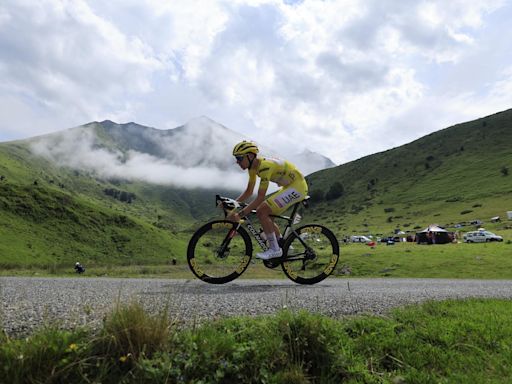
top-left (0, 142), bottom-right (225, 270)
top-left (2, 233), bottom-right (512, 279)
top-left (1, 299), bottom-right (512, 383)
top-left (1, 109), bottom-right (511, 273)
top-left (0, 181), bottom-right (189, 268)
top-left (335, 236), bottom-right (512, 278)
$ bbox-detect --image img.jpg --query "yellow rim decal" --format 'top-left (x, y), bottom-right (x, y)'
top-left (323, 254), bottom-right (338, 275)
top-left (212, 222), bottom-right (233, 229)
top-left (301, 226), bottom-right (322, 234)
top-left (235, 255), bottom-right (251, 274)
top-left (283, 262), bottom-right (298, 279)
top-left (189, 258), bottom-right (204, 277)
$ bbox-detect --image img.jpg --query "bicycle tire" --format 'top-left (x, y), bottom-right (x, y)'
top-left (187, 220), bottom-right (253, 284)
top-left (281, 224), bottom-right (339, 285)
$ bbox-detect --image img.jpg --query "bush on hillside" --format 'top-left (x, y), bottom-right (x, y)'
top-left (309, 189), bottom-right (324, 203)
top-left (325, 182), bottom-right (344, 200)
top-left (104, 188), bottom-right (136, 203)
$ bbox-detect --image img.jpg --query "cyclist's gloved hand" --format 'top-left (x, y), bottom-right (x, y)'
top-left (226, 212), bottom-right (241, 222)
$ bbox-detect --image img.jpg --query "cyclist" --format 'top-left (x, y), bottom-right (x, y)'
top-left (228, 140), bottom-right (309, 260)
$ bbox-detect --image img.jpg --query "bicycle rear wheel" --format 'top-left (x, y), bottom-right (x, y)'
top-left (281, 224), bottom-right (339, 285)
top-left (187, 220), bottom-right (253, 284)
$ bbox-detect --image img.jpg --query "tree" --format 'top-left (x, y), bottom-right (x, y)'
top-left (119, 191), bottom-right (129, 202)
top-left (309, 189), bottom-right (325, 202)
top-left (325, 182), bottom-right (344, 200)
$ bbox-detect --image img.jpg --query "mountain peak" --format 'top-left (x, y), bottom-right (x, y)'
top-left (184, 116), bottom-right (228, 131)
top-left (179, 116), bottom-right (242, 141)
top-left (187, 115), bottom-right (217, 125)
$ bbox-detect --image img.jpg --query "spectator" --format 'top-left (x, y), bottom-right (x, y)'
top-left (74, 262), bottom-right (85, 274)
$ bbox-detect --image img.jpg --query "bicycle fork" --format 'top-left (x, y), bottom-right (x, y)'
top-left (216, 224), bottom-right (239, 258)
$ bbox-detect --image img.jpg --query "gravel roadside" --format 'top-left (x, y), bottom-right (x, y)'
top-left (2, 277), bottom-right (512, 336)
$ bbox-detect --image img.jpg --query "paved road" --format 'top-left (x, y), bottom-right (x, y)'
top-left (2, 277), bottom-right (512, 336)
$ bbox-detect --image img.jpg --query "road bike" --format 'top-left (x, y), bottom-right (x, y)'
top-left (187, 195), bottom-right (340, 285)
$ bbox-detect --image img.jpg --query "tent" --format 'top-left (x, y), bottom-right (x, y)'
top-left (416, 225), bottom-right (452, 244)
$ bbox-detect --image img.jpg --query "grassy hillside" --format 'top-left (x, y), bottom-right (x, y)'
top-left (307, 109), bottom-right (512, 238)
top-left (0, 181), bottom-right (189, 269)
top-left (0, 141), bottom-right (224, 269)
top-left (0, 109), bottom-right (511, 270)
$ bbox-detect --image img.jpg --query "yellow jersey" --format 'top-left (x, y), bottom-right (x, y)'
top-left (249, 157), bottom-right (304, 190)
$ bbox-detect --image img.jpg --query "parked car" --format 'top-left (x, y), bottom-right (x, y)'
top-left (463, 231), bottom-right (503, 243)
top-left (350, 235), bottom-right (372, 243)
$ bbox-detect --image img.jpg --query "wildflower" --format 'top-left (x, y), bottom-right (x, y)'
top-left (68, 343), bottom-right (78, 352)
top-left (119, 353), bottom-right (132, 363)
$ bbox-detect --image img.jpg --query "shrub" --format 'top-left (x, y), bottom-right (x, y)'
top-left (325, 182), bottom-right (344, 200)
top-left (0, 327), bottom-right (90, 383)
top-left (460, 210), bottom-right (473, 215)
top-left (99, 301), bottom-right (173, 359)
top-left (309, 189), bottom-right (325, 202)
top-left (350, 205), bottom-right (364, 214)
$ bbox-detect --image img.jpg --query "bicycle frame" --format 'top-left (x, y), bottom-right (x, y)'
top-left (234, 198), bottom-right (310, 254)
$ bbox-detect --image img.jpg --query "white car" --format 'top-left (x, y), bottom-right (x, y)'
top-left (463, 231), bottom-right (503, 243)
top-left (350, 235), bottom-right (372, 243)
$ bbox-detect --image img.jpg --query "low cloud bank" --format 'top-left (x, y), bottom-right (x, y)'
top-left (30, 128), bottom-right (246, 190)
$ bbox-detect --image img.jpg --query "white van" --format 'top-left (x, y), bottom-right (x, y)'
top-left (350, 235), bottom-right (372, 243)
top-left (463, 231), bottom-right (503, 243)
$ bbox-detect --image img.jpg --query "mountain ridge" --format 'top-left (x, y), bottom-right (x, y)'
top-left (32, 118), bottom-right (336, 176)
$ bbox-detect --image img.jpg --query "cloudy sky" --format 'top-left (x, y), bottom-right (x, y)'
top-left (1, 0), bottom-right (511, 165)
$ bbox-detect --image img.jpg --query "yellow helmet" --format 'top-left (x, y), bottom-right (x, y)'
top-left (232, 140), bottom-right (259, 156)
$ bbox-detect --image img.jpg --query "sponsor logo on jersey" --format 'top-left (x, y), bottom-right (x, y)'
top-left (273, 188), bottom-right (301, 208)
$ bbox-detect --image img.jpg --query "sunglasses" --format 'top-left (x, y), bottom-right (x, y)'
top-left (235, 155), bottom-right (245, 163)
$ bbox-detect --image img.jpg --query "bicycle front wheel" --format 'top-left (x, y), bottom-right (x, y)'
top-left (187, 220), bottom-right (253, 284)
top-left (281, 224), bottom-right (339, 285)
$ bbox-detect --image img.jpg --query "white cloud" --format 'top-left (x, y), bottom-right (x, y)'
top-left (1, 0), bottom-right (511, 166)
top-left (30, 126), bottom-right (248, 189)
top-left (0, 0), bottom-right (161, 137)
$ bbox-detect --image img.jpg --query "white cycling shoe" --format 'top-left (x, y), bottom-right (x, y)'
top-left (256, 248), bottom-right (283, 260)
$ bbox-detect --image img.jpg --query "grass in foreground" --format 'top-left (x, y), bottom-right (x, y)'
top-left (1, 299), bottom-right (512, 383)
